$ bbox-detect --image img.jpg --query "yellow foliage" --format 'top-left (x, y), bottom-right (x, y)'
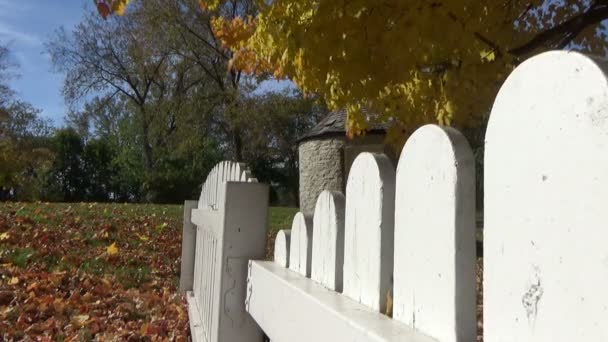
top-left (107, 242), bottom-right (119, 255)
top-left (101, 0), bottom-right (604, 145)
top-left (111, 0), bottom-right (129, 16)
top-left (0, 232), bottom-right (9, 241)
top-left (200, 0), bottom-right (540, 144)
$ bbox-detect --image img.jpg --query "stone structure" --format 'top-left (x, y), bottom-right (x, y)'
top-left (298, 110), bottom-right (391, 217)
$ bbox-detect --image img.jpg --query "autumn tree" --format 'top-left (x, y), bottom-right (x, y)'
top-left (135, 0), bottom-right (260, 161)
top-left (97, 0), bottom-right (608, 147)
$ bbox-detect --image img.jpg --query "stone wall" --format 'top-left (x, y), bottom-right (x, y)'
top-left (298, 137), bottom-right (345, 217)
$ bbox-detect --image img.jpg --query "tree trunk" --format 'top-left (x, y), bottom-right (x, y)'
top-left (232, 127), bottom-right (243, 162)
top-left (140, 107), bottom-right (154, 171)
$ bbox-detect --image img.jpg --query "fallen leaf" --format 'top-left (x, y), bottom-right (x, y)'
top-left (72, 314), bottom-right (89, 327)
top-left (0, 232), bottom-right (9, 241)
top-left (107, 242), bottom-right (119, 255)
top-left (9, 277), bottom-right (19, 285)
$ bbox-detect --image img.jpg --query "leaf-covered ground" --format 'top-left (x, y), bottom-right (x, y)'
top-left (0, 203), bottom-right (482, 340)
top-left (0, 202), bottom-right (188, 341)
top-left (0, 202), bottom-right (298, 341)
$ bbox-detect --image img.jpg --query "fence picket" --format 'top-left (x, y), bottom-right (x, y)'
top-left (311, 190), bottom-right (345, 291)
top-left (393, 124), bottom-right (476, 342)
top-left (274, 230), bottom-right (291, 268)
top-left (288, 212), bottom-right (313, 277)
top-left (343, 152), bottom-right (396, 313)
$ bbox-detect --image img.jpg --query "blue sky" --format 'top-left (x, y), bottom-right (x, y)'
top-left (0, 0), bottom-right (292, 126)
top-left (0, 0), bottom-right (91, 125)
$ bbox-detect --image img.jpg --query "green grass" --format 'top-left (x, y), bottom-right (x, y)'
top-left (268, 207), bottom-right (298, 234)
top-left (6, 247), bottom-right (36, 268)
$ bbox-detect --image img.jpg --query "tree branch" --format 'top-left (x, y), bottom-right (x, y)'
top-left (510, 1), bottom-right (608, 57)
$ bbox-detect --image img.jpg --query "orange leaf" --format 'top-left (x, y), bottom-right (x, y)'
top-left (97, 2), bottom-right (111, 19)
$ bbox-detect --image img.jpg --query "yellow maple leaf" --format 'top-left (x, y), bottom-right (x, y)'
top-left (9, 277), bottom-right (19, 285)
top-left (112, 0), bottom-right (129, 16)
top-left (480, 49), bottom-right (496, 62)
top-left (0, 232), bottom-right (9, 241)
top-left (107, 242), bottom-right (119, 255)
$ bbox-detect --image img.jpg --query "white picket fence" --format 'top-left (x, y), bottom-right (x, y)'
top-left (181, 50), bottom-right (608, 342)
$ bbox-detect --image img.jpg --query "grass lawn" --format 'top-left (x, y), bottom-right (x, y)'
top-left (0, 202), bottom-right (296, 341)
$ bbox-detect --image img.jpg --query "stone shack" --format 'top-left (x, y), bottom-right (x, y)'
top-left (298, 110), bottom-right (394, 217)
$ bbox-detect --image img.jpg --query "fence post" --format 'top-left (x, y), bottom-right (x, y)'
top-left (179, 200), bottom-right (199, 293)
top-left (485, 51), bottom-right (608, 341)
top-left (186, 161), bottom-right (267, 342)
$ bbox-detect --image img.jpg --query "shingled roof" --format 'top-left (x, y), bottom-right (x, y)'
top-left (297, 110), bottom-right (387, 143)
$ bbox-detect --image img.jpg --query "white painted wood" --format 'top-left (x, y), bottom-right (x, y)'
top-left (186, 160), bottom-right (266, 342)
top-left (191, 208), bottom-right (222, 236)
top-left (198, 162), bottom-right (256, 210)
top-left (393, 125), bottom-right (476, 342)
top-left (214, 182), bottom-right (268, 342)
top-left (343, 152), bottom-right (396, 313)
top-left (180, 200), bottom-right (199, 293)
top-left (485, 51), bottom-right (608, 341)
top-left (274, 230), bottom-right (291, 268)
top-left (311, 190), bottom-right (345, 291)
top-left (246, 260), bottom-right (439, 342)
top-left (288, 212), bottom-right (313, 277)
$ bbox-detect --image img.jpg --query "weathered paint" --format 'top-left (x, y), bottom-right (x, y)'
top-left (246, 260), bottom-right (439, 342)
top-left (485, 51), bottom-right (608, 341)
top-left (288, 212), bottom-right (313, 277)
top-left (394, 125), bottom-right (476, 342)
top-left (274, 230), bottom-right (291, 268)
top-left (311, 190), bottom-right (345, 291)
top-left (343, 152), bottom-right (396, 312)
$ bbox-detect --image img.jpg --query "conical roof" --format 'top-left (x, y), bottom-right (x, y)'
top-left (297, 110), bottom-right (386, 143)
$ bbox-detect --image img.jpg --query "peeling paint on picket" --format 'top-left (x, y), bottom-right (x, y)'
top-left (485, 51), bottom-right (608, 341)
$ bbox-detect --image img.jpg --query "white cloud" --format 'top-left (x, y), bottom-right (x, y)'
top-left (0, 23), bottom-right (41, 46)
